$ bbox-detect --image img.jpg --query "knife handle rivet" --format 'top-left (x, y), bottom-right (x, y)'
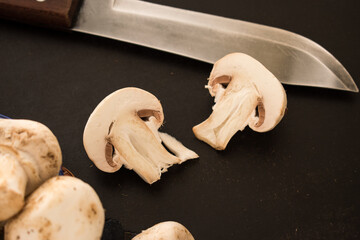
top-left (36, 0), bottom-right (46, 2)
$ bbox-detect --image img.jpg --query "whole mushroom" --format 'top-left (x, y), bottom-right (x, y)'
top-left (193, 53), bottom-right (287, 150)
top-left (133, 221), bottom-right (195, 240)
top-left (4, 176), bottom-right (105, 240)
top-left (0, 119), bottom-right (62, 222)
top-left (83, 87), bottom-right (198, 184)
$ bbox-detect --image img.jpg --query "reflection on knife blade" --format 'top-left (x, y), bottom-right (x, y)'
top-left (73, 0), bottom-right (358, 92)
top-left (0, 0), bottom-right (357, 92)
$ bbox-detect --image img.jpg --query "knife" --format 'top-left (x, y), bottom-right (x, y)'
top-left (0, 0), bottom-right (357, 92)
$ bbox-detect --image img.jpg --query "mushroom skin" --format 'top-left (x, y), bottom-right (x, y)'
top-left (0, 146), bottom-right (27, 222)
top-left (132, 221), bottom-right (195, 240)
top-left (83, 87), bottom-right (198, 184)
top-left (0, 119), bottom-right (62, 222)
top-left (193, 53), bottom-right (287, 150)
top-left (4, 176), bottom-right (105, 240)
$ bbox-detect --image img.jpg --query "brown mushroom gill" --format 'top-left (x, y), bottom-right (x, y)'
top-left (255, 98), bottom-right (265, 127)
top-left (211, 75), bottom-right (231, 88)
top-left (137, 109), bottom-right (162, 122)
top-left (105, 142), bottom-right (116, 168)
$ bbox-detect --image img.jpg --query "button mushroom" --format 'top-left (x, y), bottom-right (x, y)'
top-left (4, 176), bottom-right (105, 240)
top-left (0, 119), bottom-right (62, 222)
top-left (83, 87), bottom-right (198, 184)
top-left (193, 53), bottom-right (287, 150)
top-left (132, 221), bottom-right (195, 240)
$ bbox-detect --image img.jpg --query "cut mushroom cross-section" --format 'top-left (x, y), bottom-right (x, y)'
top-left (0, 119), bottom-right (62, 222)
top-left (83, 87), bottom-right (198, 184)
top-left (193, 53), bottom-right (287, 150)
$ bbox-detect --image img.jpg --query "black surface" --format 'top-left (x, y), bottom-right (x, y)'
top-left (1, 0), bottom-right (359, 239)
top-left (102, 218), bottom-right (136, 240)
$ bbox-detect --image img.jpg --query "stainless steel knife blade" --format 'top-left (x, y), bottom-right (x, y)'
top-left (0, 0), bottom-right (357, 92)
top-left (72, 0), bottom-right (358, 92)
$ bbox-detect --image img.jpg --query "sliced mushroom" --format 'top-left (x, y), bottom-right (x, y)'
top-left (83, 87), bottom-right (198, 184)
top-left (4, 176), bottom-right (105, 240)
top-left (132, 221), bottom-right (195, 240)
top-left (0, 119), bottom-right (62, 222)
top-left (193, 53), bottom-right (287, 150)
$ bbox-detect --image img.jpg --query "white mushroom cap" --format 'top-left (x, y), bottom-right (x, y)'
top-left (4, 176), bottom-right (105, 240)
top-left (132, 221), bottom-right (195, 240)
top-left (193, 53), bottom-right (287, 150)
top-left (0, 119), bottom-right (62, 221)
top-left (84, 88), bottom-right (198, 184)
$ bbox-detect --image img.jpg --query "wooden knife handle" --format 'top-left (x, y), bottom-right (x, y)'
top-left (0, 0), bottom-right (82, 28)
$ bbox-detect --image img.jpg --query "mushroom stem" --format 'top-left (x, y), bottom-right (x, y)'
top-left (159, 132), bottom-right (199, 162)
top-left (108, 115), bottom-right (180, 184)
top-left (193, 85), bottom-right (259, 150)
top-left (145, 116), bottom-right (198, 162)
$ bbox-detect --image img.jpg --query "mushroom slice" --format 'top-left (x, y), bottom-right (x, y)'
top-left (193, 53), bottom-right (287, 150)
top-left (0, 119), bottom-right (62, 221)
top-left (83, 87), bottom-right (198, 184)
top-left (4, 176), bottom-right (105, 240)
top-left (132, 221), bottom-right (195, 240)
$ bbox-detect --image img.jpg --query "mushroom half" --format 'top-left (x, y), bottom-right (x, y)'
top-left (4, 176), bottom-right (105, 240)
top-left (83, 87), bottom-right (198, 184)
top-left (132, 221), bottom-right (195, 240)
top-left (0, 119), bottom-right (62, 222)
top-left (193, 53), bottom-right (287, 150)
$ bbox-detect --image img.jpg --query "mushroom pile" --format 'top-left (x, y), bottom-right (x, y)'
top-left (83, 87), bottom-right (199, 184)
top-left (0, 119), bottom-right (62, 222)
top-left (0, 119), bottom-right (105, 240)
top-left (193, 53), bottom-right (287, 150)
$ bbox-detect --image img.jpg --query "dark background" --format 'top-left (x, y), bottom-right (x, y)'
top-left (1, 0), bottom-right (359, 239)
